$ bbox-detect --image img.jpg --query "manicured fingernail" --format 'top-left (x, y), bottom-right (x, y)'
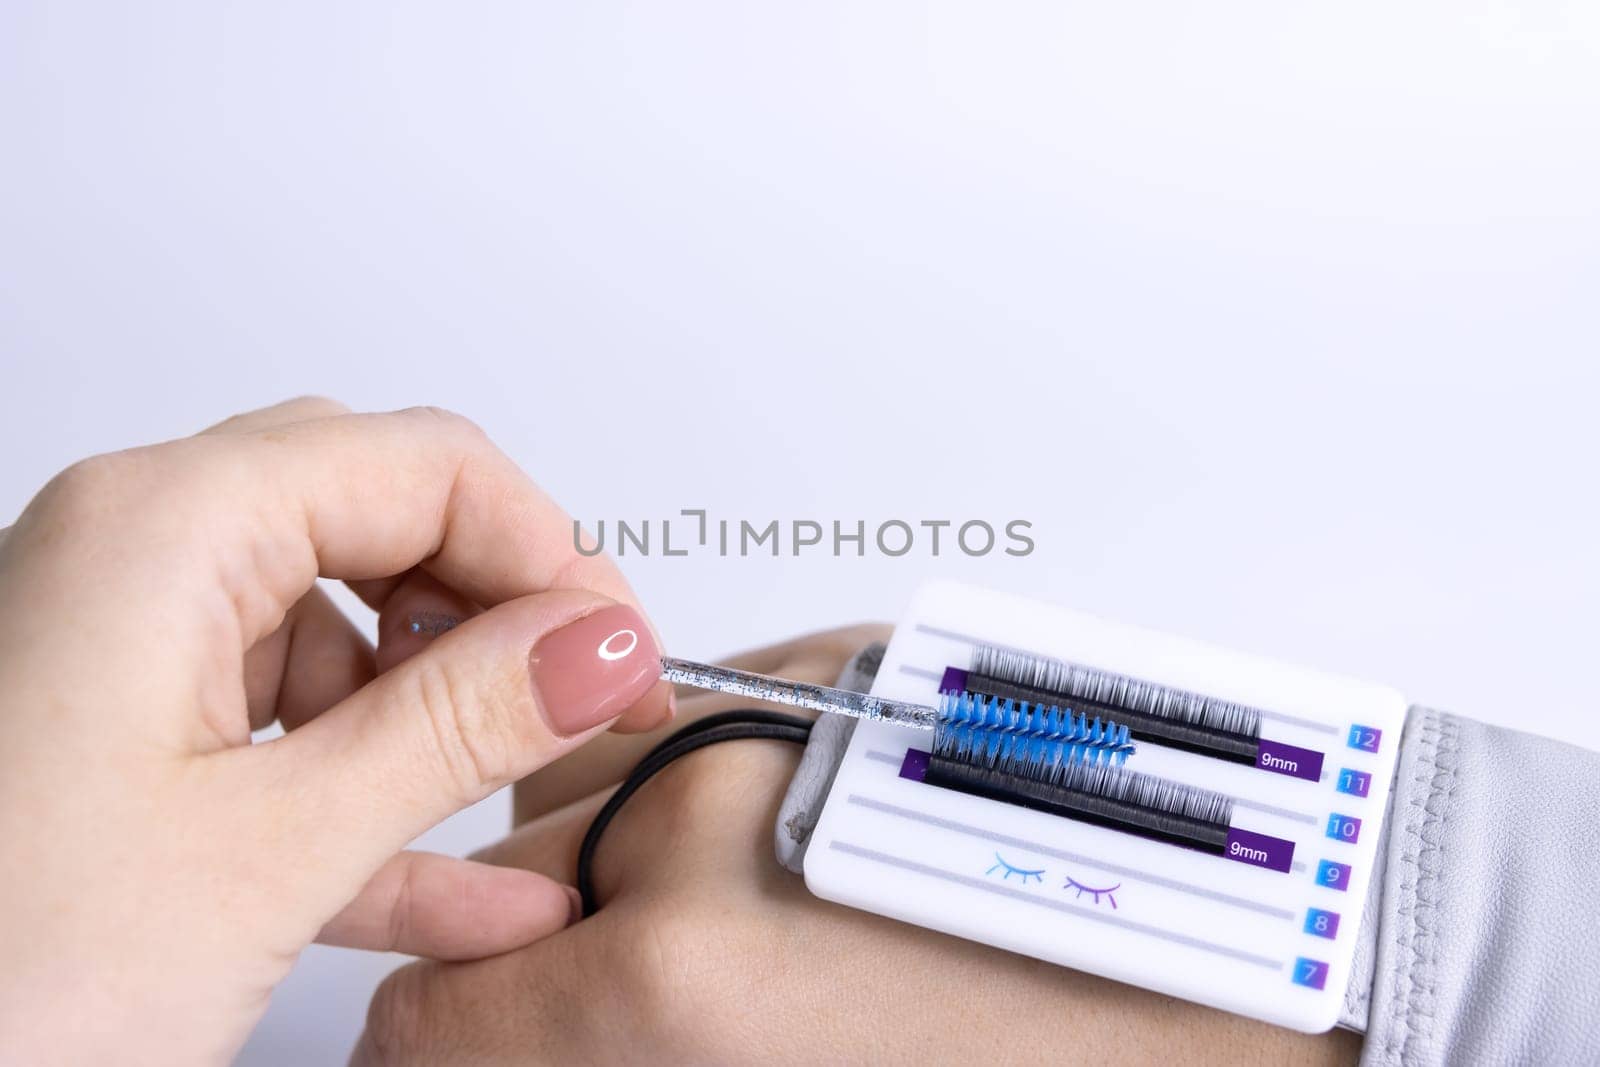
top-left (408, 611), bottom-right (460, 636)
top-left (564, 885), bottom-right (584, 924)
top-left (528, 604), bottom-right (659, 736)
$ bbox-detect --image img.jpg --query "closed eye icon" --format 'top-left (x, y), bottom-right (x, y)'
top-left (1064, 875), bottom-right (1120, 908)
top-left (986, 852), bottom-right (1045, 884)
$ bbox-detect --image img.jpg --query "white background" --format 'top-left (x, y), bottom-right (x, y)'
top-left (2, 3), bottom-right (1596, 1062)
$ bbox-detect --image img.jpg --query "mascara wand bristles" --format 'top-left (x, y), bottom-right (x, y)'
top-left (936, 691), bottom-right (1134, 761)
top-left (932, 712), bottom-right (1135, 776)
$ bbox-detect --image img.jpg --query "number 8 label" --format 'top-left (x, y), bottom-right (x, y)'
top-left (1304, 908), bottom-right (1340, 939)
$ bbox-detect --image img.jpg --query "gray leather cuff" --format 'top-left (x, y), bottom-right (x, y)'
top-left (1359, 707), bottom-right (1600, 1065)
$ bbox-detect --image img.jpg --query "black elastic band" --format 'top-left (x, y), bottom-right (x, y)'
top-left (576, 709), bottom-right (814, 916)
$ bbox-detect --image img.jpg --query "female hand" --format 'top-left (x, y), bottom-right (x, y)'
top-left (352, 627), bottom-right (1362, 1066)
top-left (0, 398), bottom-right (673, 1066)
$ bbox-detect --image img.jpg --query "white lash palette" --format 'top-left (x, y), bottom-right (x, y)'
top-left (803, 581), bottom-right (1405, 1033)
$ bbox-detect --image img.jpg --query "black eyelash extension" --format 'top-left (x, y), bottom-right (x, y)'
top-left (915, 726), bottom-right (1234, 852)
top-left (901, 734), bottom-right (1297, 871)
top-left (954, 645), bottom-right (1263, 764)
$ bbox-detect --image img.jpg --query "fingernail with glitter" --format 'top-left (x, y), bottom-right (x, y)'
top-left (408, 612), bottom-right (460, 637)
top-left (528, 604), bottom-right (659, 736)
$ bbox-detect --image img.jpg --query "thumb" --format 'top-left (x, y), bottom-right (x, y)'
top-left (264, 590), bottom-right (660, 877)
top-left (316, 850), bottom-right (581, 960)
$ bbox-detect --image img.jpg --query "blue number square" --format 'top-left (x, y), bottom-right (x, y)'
top-left (1316, 859), bottom-right (1352, 891)
top-left (1293, 957), bottom-right (1330, 990)
top-left (1326, 812), bottom-right (1362, 843)
top-left (1347, 724), bottom-right (1382, 753)
top-left (1337, 768), bottom-right (1372, 798)
top-left (1304, 908), bottom-right (1340, 940)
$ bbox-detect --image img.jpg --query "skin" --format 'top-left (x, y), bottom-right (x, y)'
top-left (0, 399), bottom-right (673, 1065)
top-left (353, 627), bottom-right (1363, 1066)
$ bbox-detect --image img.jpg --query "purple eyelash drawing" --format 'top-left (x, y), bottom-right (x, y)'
top-left (1064, 875), bottom-right (1120, 909)
top-left (986, 852), bottom-right (1045, 884)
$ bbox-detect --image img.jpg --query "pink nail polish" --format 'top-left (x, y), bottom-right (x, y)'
top-left (528, 604), bottom-right (659, 736)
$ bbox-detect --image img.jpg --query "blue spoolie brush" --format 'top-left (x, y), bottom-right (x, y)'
top-left (659, 657), bottom-right (1135, 761)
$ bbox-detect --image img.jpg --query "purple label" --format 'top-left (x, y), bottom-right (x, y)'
top-left (1255, 739), bottom-right (1324, 782)
top-left (899, 749), bottom-right (930, 783)
top-left (1224, 828), bottom-right (1296, 873)
top-left (939, 667), bottom-right (968, 695)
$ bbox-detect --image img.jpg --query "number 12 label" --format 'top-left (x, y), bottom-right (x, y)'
top-left (1347, 725), bottom-right (1382, 753)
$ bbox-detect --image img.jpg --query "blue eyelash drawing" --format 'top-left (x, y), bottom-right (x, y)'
top-left (986, 852), bottom-right (1045, 884)
top-left (1063, 875), bottom-right (1120, 909)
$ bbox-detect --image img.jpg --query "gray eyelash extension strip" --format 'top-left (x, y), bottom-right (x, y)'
top-left (907, 746), bottom-right (1236, 854)
top-left (948, 646), bottom-right (1297, 769)
top-left (900, 736), bottom-right (1295, 872)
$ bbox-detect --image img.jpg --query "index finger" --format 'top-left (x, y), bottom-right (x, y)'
top-left (228, 407), bottom-right (628, 613)
top-left (9, 405), bottom-right (672, 732)
top-left (231, 406), bottom-right (673, 727)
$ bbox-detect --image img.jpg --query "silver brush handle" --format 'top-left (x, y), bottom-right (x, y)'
top-left (659, 656), bottom-right (938, 730)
